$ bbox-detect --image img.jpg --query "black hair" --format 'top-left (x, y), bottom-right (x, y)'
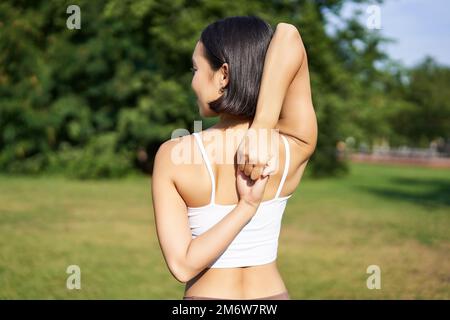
top-left (199, 15), bottom-right (274, 118)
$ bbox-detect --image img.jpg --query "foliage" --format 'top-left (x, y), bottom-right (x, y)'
top-left (0, 0), bottom-right (448, 178)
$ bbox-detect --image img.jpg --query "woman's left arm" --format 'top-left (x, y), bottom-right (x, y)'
top-left (151, 138), bottom-right (269, 283)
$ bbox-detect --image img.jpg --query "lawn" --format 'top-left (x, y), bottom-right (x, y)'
top-left (0, 163), bottom-right (449, 299)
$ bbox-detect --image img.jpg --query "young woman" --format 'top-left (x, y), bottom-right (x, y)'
top-left (152, 16), bottom-right (317, 300)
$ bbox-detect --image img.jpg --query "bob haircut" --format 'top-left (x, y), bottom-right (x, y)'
top-left (199, 15), bottom-right (274, 119)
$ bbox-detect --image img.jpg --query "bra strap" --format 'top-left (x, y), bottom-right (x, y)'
top-left (192, 132), bottom-right (216, 204)
top-left (275, 135), bottom-right (290, 199)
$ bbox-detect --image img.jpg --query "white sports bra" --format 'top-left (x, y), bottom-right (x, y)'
top-left (187, 131), bottom-right (292, 268)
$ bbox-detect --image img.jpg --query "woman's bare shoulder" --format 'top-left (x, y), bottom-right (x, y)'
top-left (154, 134), bottom-right (196, 169)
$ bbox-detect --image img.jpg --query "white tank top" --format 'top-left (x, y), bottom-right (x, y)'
top-left (187, 132), bottom-right (292, 268)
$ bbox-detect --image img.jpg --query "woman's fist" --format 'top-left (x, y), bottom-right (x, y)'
top-left (236, 169), bottom-right (270, 208)
top-left (237, 127), bottom-right (279, 180)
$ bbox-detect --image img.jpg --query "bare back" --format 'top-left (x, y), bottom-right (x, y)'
top-left (175, 129), bottom-right (308, 208)
top-left (173, 128), bottom-right (309, 298)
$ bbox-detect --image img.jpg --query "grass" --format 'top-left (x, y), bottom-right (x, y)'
top-left (0, 163), bottom-right (449, 299)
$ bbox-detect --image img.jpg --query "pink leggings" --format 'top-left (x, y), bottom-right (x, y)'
top-left (183, 291), bottom-right (290, 300)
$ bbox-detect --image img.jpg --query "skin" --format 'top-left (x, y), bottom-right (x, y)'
top-left (151, 23), bottom-right (318, 299)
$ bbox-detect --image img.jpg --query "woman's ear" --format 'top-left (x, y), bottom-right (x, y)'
top-left (220, 63), bottom-right (229, 87)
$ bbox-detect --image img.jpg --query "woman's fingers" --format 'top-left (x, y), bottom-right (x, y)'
top-left (237, 132), bottom-right (274, 180)
top-left (244, 162), bottom-right (254, 176)
top-left (237, 150), bottom-right (247, 172)
top-left (261, 155), bottom-right (277, 177)
top-left (250, 165), bottom-right (263, 180)
top-left (239, 149), bottom-right (273, 180)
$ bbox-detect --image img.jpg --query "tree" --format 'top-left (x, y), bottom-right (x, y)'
top-left (3, 0), bottom-right (436, 179)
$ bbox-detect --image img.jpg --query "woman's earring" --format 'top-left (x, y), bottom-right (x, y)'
top-left (219, 87), bottom-right (225, 94)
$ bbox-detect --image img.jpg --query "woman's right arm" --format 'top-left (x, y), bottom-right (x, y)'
top-left (251, 23), bottom-right (306, 131)
top-left (152, 138), bottom-right (269, 283)
top-left (238, 22), bottom-right (317, 179)
top-left (252, 23), bottom-right (316, 149)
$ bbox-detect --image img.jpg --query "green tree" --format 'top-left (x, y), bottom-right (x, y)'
top-left (3, 0), bottom-right (437, 179)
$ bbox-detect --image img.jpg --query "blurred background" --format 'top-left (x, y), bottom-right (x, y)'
top-left (0, 0), bottom-right (448, 299)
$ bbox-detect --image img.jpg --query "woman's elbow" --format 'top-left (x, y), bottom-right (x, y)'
top-left (169, 261), bottom-right (195, 283)
top-left (172, 272), bottom-right (191, 284)
top-left (276, 22), bottom-right (299, 35)
top-left (276, 23), bottom-right (306, 64)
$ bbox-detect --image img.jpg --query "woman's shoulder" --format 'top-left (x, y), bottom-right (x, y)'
top-left (158, 133), bottom-right (194, 149)
top-left (154, 133), bottom-right (197, 167)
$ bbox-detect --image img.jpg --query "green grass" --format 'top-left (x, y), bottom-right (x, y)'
top-left (0, 163), bottom-right (449, 299)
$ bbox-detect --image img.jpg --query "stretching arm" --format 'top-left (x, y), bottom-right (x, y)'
top-left (252, 23), bottom-right (316, 150)
top-left (152, 138), bottom-right (260, 283)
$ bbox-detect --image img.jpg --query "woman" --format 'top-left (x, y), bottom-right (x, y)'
top-left (152, 16), bottom-right (317, 300)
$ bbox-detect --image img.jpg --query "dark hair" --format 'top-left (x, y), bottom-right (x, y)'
top-left (200, 16), bottom-right (274, 118)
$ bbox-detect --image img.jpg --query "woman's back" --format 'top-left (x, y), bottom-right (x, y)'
top-left (174, 126), bottom-right (309, 209)
top-left (173, 124), bottom-right (310, 299)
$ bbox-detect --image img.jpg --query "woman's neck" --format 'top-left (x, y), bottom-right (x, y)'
top-left (213, 113), bottom-right (252, 130)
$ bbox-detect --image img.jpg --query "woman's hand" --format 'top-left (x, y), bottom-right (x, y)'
top-left (236, 169), bottom-right (271, 208)
top-left (237, 127), bottom-right (278, 181)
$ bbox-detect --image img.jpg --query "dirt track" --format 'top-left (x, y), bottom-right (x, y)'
top-left (345, 153), bottom-right (450, 169)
